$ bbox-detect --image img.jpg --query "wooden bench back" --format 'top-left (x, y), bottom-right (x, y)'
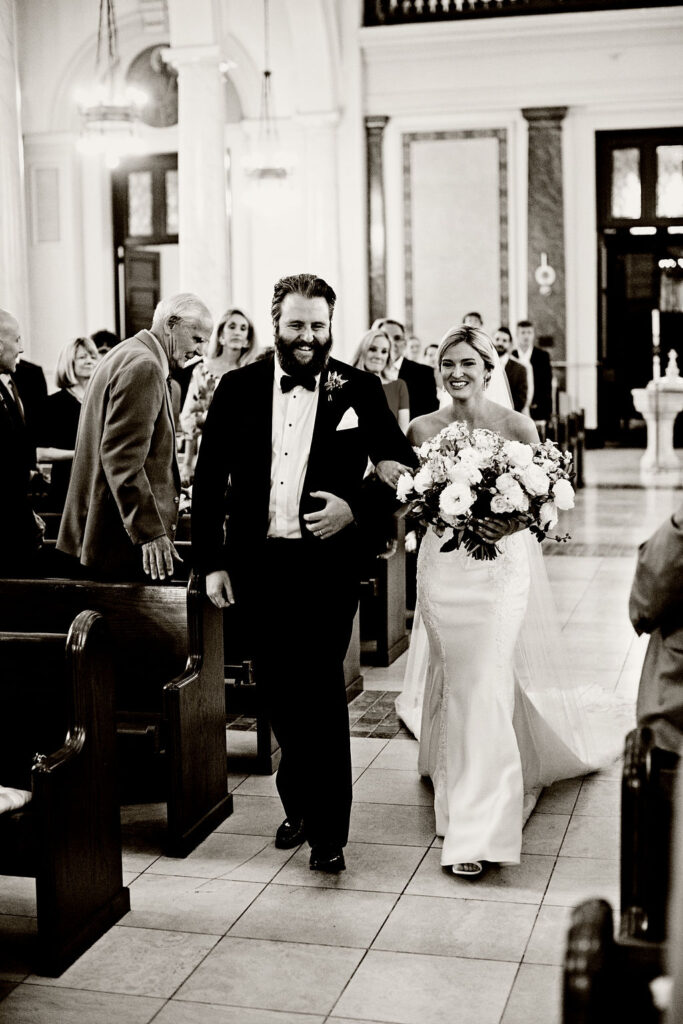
top-left (0, 578), bottom-right (191, 713)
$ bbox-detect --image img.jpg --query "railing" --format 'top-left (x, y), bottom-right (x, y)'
top-left (364, 0), bottom-right (680, 26)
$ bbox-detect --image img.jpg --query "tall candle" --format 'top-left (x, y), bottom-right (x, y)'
top-left (652, 308), bottom-right (660, 340)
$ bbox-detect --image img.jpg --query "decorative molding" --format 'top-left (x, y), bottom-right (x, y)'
top-left (402, 128), bottom-right (509, 332)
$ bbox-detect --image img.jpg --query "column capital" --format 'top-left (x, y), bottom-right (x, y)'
top-left (160, 43), bottom-right (223, 71)
top-left (365, 115), bottom-right (390, 135)
top-left (522, 107), bottom-right (568, 128)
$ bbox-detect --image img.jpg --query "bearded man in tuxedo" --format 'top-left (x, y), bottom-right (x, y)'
top-left (373, 317), bottom-right (438, 420)
top-left (192, 273), bottom-right (416, 873)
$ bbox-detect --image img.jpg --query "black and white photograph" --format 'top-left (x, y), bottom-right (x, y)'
top-left (1, 1), bottom-right (683, 1022)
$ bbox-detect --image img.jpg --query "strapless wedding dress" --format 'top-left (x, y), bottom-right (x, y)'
top-left (400, 527), bottom-right (630, 867)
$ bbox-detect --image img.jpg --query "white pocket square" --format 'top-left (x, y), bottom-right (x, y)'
top-left (336, 407), bottom-right (359, 431)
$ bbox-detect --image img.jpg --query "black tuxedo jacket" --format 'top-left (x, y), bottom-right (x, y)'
top-left (191, 355), bottom-right (417, 577)
top-left (12, 359), bottom-right (47, 466)
top-left (0, 379), bottom-right (38, 573)
top-left (504, 357), bottom-right (528, 413)
top-left (397, 357), bottom-right (438, 420)
top-left (513, 346), bottom-right (553, 422)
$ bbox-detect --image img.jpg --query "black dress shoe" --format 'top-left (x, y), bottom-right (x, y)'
top-left (309, 845), bottom-right (346, 873)
top-left (275, 818), bottom-right (306, 849)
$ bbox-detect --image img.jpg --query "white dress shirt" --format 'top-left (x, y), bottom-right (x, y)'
top-left (268, 360), bottom-right (320, 539)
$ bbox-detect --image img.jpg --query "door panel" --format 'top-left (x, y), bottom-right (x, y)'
top-left (124, 250), bottom-right (160, 337)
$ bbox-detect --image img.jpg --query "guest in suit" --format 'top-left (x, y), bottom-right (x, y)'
top-left (192, 273), bottom-right (417, 873)
top-left (58, 293), bottom-right (212, 582)
top-left (36, 336), bottom-right (100, 511)
top-left (494, 326), bottom-right (528, 414)
top-left (514, 320), bottom-right (553, 424)
top-left (12, 354), bottom-right (48, 467)
top-left (373, 317), bottom-right (438, 419)
top-left (352, 328), bottom-right (410, 432)
top-left (629, 503), bottom-right (683, 755)
top-left (0, 309), bottom-right (44, 576)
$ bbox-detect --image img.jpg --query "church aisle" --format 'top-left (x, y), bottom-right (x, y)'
top-left (0, 475), bottom-right (679, 1024)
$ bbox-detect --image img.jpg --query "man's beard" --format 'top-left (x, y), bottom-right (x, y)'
top-left (275, 329), bottom-right (333, 378)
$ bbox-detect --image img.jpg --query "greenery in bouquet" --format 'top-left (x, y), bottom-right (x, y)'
top-left (396, 421), bottom-right (574, 561)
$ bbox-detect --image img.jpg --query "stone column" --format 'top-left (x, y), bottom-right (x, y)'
top-left (366, 115), bottom-right (389, 326)
top-left (0, 0), bottom-right (29, 329)
top-left (162, 44), bottom-right (230, 319)
top-left (522, 107), bottom-right (567, 365)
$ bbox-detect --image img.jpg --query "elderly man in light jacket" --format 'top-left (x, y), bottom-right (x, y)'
top-left (58, 294), bottom-right (212, 581)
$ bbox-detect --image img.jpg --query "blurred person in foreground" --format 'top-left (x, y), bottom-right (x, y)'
top-left (58, 293), bottom-right (212, 581)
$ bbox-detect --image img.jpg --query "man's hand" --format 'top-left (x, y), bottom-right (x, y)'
top-left (141, 535), bottom-right (183, 580)
top-left (205, 569), bottom-right (235, 608)
top-left (376, 460), bottom-right (412, 489)
top-left (303, 491), bottom-right (354, 540)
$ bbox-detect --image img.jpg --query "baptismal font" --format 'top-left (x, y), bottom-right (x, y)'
top-left (631, 309), bottom-right (683, 487)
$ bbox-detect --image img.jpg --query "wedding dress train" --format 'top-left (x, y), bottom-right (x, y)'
top-left (398, 527), bottom-right (631, 867)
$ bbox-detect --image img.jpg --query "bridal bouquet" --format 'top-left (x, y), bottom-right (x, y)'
top-left (396, 422), bottom-right (574, 561)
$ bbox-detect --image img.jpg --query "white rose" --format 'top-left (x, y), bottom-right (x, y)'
top-left (413, 466), bottom-right (433, 495)
top-left (496, 472), bottom-right (517, 494)
top-left (439, 481), bottom-right (475, 518)
top-left (505, 440), bottom-right (533, 468)
top-left (491, 494), bottom-right (513, 514)
top-left (552, 478), bottom-right (575, 510)
top-left (539, 500), bottom-right (558, 529)
top-left (519, 463), bottom-right (550, 497)
top-left (396, 472), bottom-right (414, 502)
top-left (500, 479), bottom-right (529, 513)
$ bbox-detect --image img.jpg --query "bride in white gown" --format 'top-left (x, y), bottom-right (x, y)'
top-left (396, 325), bottom-right (628, 876)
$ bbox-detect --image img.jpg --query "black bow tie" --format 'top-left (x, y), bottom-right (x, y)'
top-left (281, 374), bottom-right (315, 393)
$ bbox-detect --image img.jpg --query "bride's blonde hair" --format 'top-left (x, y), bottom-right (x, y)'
top-left (437, 325), bottom-right (497, 373)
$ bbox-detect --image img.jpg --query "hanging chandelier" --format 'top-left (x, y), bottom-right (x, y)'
top-left (76, 0), bottom-right (147, 168)
top-left (244, 0), bottom-right (292, 200)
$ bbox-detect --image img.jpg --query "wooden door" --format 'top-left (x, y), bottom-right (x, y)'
top-left (124, 251), bottom-right (160, 337)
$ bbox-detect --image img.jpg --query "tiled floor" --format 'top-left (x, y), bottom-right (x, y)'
top-left (1, 451), bottom-right (680, 1024)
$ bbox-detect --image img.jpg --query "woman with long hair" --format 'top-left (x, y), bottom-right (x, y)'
top-left (36, 336), bottom-right (100, 510)
top-left (180, 307), bottom-right (257, 483)
top-left (352, 328), bottom-right (409, 433)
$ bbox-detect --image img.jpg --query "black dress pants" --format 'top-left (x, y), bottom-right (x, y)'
top-left (238, 537), bottom-right (360, 848)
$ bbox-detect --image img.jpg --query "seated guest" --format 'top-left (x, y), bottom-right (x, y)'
top-left (353, 329), bottom-right (410, 433)
top-left (91, 328), bottom-right (120, 356)
top-left (494, 325), bottom-right (528, 413)
top-left (0, 308), bottom-right (44, 576)
top-left (372, 317), bottom-right (438, 419)
top-left (36, 337), bottom-right (100, 511)
top-left (629, 503), bottom-right (683, 755)
top-left (180, 307), bottom-right (257, 484)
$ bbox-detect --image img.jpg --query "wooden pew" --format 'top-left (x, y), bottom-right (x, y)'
top-left (0, 575), bottom-right (232, 857)
top-left (0, 611), bottom-right (130, 976)
top-left (563, 728), bottom-right (679, 1023)
top-left (360, 510), bottom-right (410, 666)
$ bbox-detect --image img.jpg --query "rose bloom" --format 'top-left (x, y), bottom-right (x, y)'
top-left (505, 440), bottom-right (533, 468)
top-left (439, 481), bottom-right (475, 518)
top-left (519, 462), bottom-right (551, 496)
top-left (396, 473), bottom-right (414, 503)
top-left (552, 478), bottom-right (575, 510)
top-left (413, 465), bottom-right (434, 495)
top-left (491, 493), bottom-right (514, 514)
top-left (539, 500), bottom-right (559, 529)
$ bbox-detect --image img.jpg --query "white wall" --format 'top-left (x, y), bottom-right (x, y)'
top-left (361, 7), bottom-right (683, 428)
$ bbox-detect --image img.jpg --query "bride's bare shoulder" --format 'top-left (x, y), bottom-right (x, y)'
top-left (407, 411), bottom-right (449, 446)
top-left (493, 406), bottom-right (540, 444)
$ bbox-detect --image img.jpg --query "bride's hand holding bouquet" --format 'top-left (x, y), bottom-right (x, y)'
top-left (396, 420), bottom-right (575, 561)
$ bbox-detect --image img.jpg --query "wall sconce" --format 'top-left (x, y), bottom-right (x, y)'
top-left (534, 252), bottom-right (556, 296)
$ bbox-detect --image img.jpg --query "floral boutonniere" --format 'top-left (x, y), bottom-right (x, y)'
top-left (324, 369), bottom-right (348, 402)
